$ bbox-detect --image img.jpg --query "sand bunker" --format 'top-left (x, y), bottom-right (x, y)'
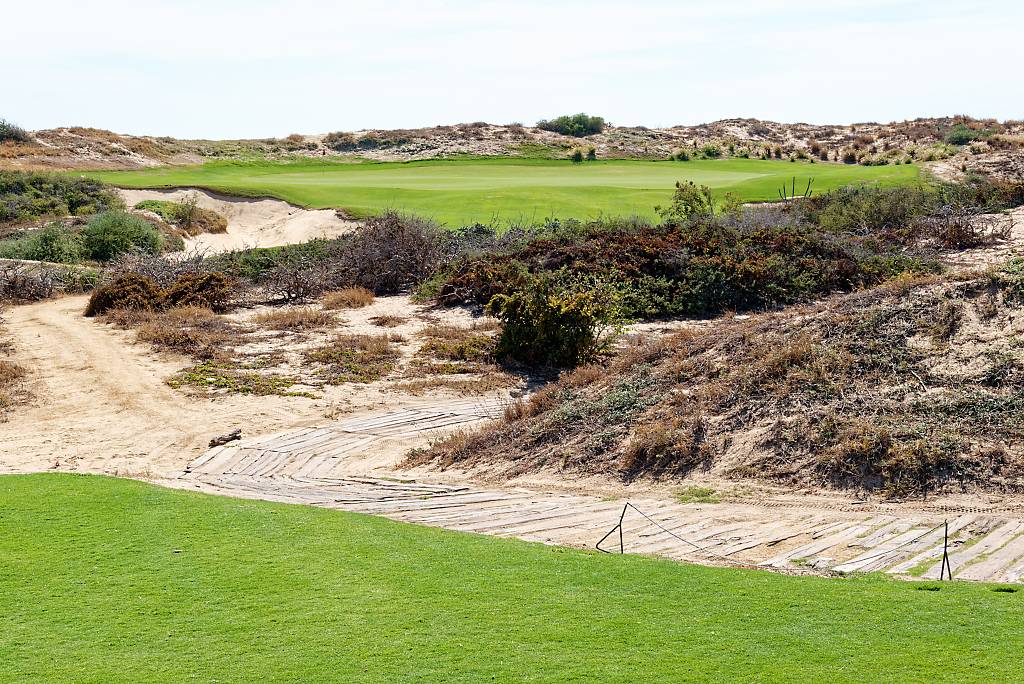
top-left (118, 188), bottom-right (357, 253)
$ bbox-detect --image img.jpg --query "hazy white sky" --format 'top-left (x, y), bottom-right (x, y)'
top-left (4, 0), bottom-right (1022, 138)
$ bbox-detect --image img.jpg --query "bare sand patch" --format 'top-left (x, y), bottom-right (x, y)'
top-left (118, 188), bottom-right (357, 253)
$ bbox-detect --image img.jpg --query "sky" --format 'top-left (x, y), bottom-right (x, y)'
top-left (4, 0), bottom-right (1023, 139)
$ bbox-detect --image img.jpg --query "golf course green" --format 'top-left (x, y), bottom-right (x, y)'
top-left (2, 473), bottom-right (1020, 683)
top-left (92, 157), bottom-right (921, 226)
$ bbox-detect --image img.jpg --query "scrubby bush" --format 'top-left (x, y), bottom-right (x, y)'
top-left (569, 149), bottom-right (584, 164)
top-left (163, 272), bottom-right (235, 311)
top-left (338, 212), bottom-right (444, 294)
top-left (486, 274), bottom-right (623, 368)
top-left (434, 212), bottom-right (935, 320)
top-left (700, 143), bottom-right (722, 159)
top-left (0, 224), bottom-right (83, 263)
top-left (324, 131), bottom-right (357, 151)
top-left (0, 171), bottom-right (120, 225)
top-left (797, 184), bottom-right (938, 241)
top-left (536, 113), bottom-right (606, 137)
top-left (80, 211), bottom-right (163, 261)
top-left (85, 273), bottom-right (163, 317)
top-left (944, 123), bottom-right (989, 146)
top-left (0, 119), bottom-right (30, 143)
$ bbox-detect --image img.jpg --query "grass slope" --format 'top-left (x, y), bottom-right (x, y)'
top-left (91, 158), bottom-right (920, 226)
top-left (1, 474), bottom-right (1021, 683)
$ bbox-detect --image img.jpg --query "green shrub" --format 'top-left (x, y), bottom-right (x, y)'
top-left (486, 273), bottom-right (624, 368)
top-left (656, 181), bottom-right (716, 223)
top-left (0, 119), bottom-right (30, 143)
top-left (798, 184), bottom-right (938, 241)
top-left (536, 113), bottom-right (606, 137)
top-left (944, 123), bottom-right (989, 146)
top-left (0, 224), bottom-right (83, 263)
top-left (81, 211), bottom-right (163, 261)
top-left (84, 273), bottom-right (163, 317)
top-left (569, 149), bottom-right (584, 164)
top-left (0, 171), bottom-right (120, 225)
top-left (700, 143), bottom-right (722, 159)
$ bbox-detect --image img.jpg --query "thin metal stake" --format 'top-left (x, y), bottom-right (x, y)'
top-left (596, 503), bottom-right (629, 554)
top-left (940, 519), bottom-right (953, 581)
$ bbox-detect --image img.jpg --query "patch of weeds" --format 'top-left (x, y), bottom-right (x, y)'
top-left (675, 486), bottom-right (720, 504)
top-left (306, 334), bottom-right (401, 384)
top-left (419, 334), bottom-right (496, 363)
top-left (168, 361), bottom-right (311, 397)
top-left (992, 586), bottom-right (1018, 593)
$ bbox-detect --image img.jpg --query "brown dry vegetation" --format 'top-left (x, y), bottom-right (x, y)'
top-left (0, 319), bottom-right (27, 417)
top-left (409, 262), bottom-right (1024, 498)
top-left (251, 307), bottom-right (338, 330)
top-left (322, 287), bottom-right (375, 309)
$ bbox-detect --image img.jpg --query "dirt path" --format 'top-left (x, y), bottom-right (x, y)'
top-left (119, 188), bottom-right (357, 253)
top-left (0, 296), bottom-right (320, 475)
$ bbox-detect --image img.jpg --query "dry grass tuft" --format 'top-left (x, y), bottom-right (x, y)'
top-left (103, 306), bottom-right (237, 360)
top-left (0, 358), bottom-right (25, 386)
top-left (252, 307), bottom-right (339, 331)
top-left (369, 314), bottom-right (407, 328)
top-left (322, 287), bottom-right (375, 310)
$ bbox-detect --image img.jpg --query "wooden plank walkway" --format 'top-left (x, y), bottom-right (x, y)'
top-left (168, 401), bottom-right (1024, 584)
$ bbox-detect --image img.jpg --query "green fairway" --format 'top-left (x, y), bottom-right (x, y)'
top-left (1, 474), bottom-right (1020, 683)
top-left (91, 157), bottom-right (921, 226)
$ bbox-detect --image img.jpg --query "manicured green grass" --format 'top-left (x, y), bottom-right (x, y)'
top-left (1, 474), bottom-right (1020, 683)
top-left (91, 157), bottom-right (921, 226)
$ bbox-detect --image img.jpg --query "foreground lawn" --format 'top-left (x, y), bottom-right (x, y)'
top-left (1, 474), bottom-right (1018, 683)
top-left (91, 157), bottom-right (920, 225)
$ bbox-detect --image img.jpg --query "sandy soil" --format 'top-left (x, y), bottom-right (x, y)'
top-left (0, 294), bottom-right (508, 476)
top-left (119, 188), bottom-right (357, 253)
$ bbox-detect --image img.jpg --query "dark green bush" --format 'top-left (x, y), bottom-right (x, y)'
top-left (81, 211), bottom-right (163, 261)
top-left (0, 119), bottom-right (30, 143)
top-left (486, 274), bottom-right (623, 368)
top-left (84, 273), bottom-right (163, 316)
top-left (536, 113), bottom-right (606, 137)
